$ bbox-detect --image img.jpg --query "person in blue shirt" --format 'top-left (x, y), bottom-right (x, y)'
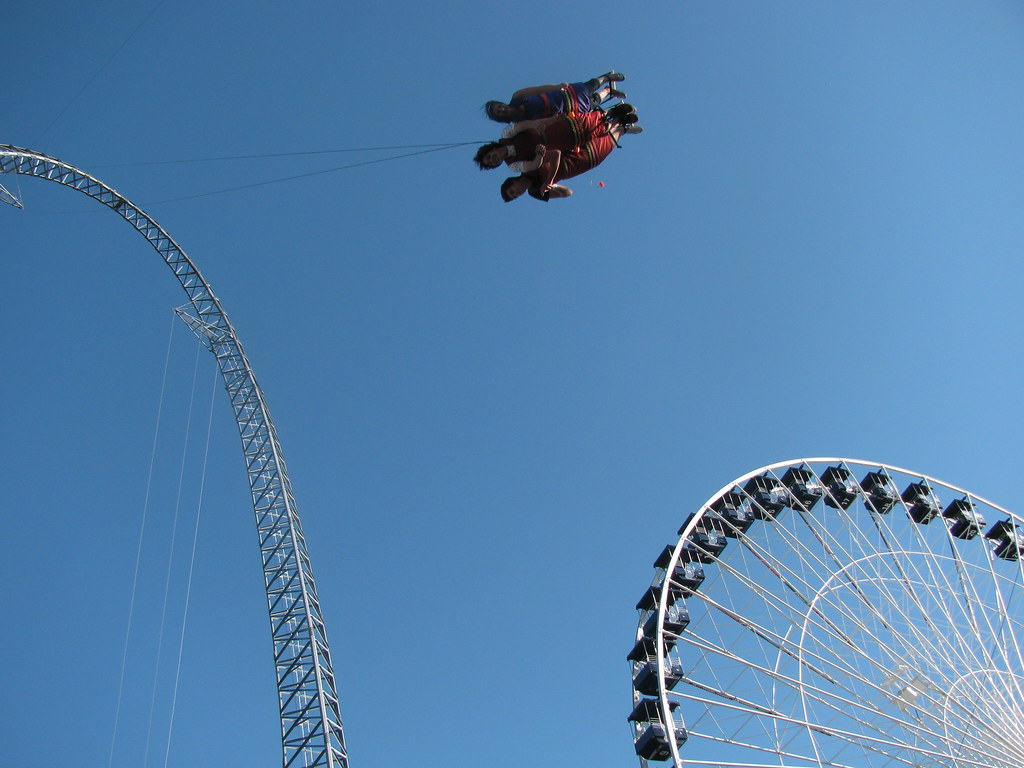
top-left (484, 71), bottom-right (625, 123)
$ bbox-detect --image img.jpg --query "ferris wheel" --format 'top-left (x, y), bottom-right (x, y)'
top-left (628, 458), bottom-right (1024, 768)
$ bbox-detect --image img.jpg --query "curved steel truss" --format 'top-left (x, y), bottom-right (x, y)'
top-left (1, 145), bottom-right (348, 768)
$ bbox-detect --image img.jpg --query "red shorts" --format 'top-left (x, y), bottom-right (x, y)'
top-left (566, 111), bottom-right (608, 147)
top-left (554, 132), bottom-right (616, 182)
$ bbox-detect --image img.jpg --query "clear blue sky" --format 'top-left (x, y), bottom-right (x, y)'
top-left (4, 2), bottom-right (1024, 766)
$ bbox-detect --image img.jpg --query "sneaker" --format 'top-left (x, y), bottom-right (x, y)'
top-left (603, 70), bottom-right (626, 82)
top-left (623, 124), bottom-right (644, 134)
top-left (608, 103), bottom-right (637, 120)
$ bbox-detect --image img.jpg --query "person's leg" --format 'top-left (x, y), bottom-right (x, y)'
top-left (591, 84), bottom-right (626, 104)
top-left (603, 104), bottom-right (641, 144)
top-left (585, 71), bottom-right (627, 104)
top-left (570, 111), bottom-right (609, 143)
top-left (607, 103), bottom-right (637, 122)
top-left (607, 121), bottom-right (642, 141)
top-left (585, 71), bottom-right (626, 90)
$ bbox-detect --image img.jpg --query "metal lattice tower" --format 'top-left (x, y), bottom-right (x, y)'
top-left (1, 144), bottom-right (348, 768)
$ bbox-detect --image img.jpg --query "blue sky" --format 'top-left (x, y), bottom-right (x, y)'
top-left (3, 2), bottom-right (1024, 767)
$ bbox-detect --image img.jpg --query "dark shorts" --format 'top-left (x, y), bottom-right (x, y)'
top-left (515, 82), bottom-right (594, 120)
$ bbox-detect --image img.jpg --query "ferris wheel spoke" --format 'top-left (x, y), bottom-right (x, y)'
top-left (810, 566), bottom-right (982, 700)
top-left (695, 564), bottom-right (954, 743)
top-left (684, 725), bottom-right (859, 768)
top-left (984, 553), bottom-right (1024, 674)
top-left (722, 544), bottom-right (1011, 752)
top-left (865, 520), bottom-right (1024, 710)
top-left (738, 489), bottom-right (1013, 709)
top-left (715, 528), bottom-right (944, 694)
top-left (864, 511), bottom-right (996, 677)
top-left (688, 562), bottom-right (872, 688)
top-left (891, 541), bottom-right (998, 675)
top-left (674, 625), bottom-right (983, 760)
top-left (769, 502), bottom-right (982, 681)
top-left (951, 549), bottom-right (1010, 669)
top-left (671, 672), bottom-right (990, 767)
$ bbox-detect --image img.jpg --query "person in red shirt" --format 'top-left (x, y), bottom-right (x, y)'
top-left (472, 104), bottom-right (642, 202)
top-left (473, 110), bottom-right (622, 172)
top-left (498, 126), bottom-right (628, 202)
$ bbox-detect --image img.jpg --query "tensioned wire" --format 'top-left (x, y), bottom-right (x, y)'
top-left (20, 0), bottom-right (485, 210)
top-left (142, 337), bottom-right (204, 768)
top-left (32, 0), bottom-right (170, 147)
top-left (162, 358), bottom-right (220, 768)
top-left (136, 142), bottom-right (486, 206)
top-left (9, 142), bottom-right (489, 212)
top-left (90, 144), bottom-right (482, 168)
top-left (107, 312), bottom-right (177, 768)
top-left (102, 314), bottom-right (218, 768)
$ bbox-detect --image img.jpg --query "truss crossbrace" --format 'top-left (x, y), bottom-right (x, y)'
top-left (0, 180), bottom-right (22, 208)
top-left (175, 305), bottom-right (229, 350)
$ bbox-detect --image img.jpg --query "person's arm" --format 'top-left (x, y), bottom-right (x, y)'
top-left (544, 184), bottom-right (573, 199)
top-left (510, 84), bottom-right (559, 99)
top-left (526, 149), bottom-right (566, 201)
top-left (533, 148), bottom-right (561, 190)
top-left (506, 116), bottom-right (561, 137)
top-left (530, 184), bottom-right (572, 200)
top-left (519, 144), bottom-right (546, 172)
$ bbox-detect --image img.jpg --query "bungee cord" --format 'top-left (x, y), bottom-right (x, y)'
top-left (138, 141), bottom-right (483, 206)
top-left (91, 143), bottom-right (483, 168)
top-left (6, 141), bottom-right (486, 211)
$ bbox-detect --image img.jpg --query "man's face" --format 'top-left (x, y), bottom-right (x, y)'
top-left (503, 177), bottom-right (529, 201)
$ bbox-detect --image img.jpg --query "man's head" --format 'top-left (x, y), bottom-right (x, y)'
top-left (500, 176), bottom-right (531, 202)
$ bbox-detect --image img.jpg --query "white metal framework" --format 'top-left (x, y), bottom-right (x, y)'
top-left (629, 458), bottom-right (1024, 768)
top-left (1, 145), bottom-right (348, 768)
